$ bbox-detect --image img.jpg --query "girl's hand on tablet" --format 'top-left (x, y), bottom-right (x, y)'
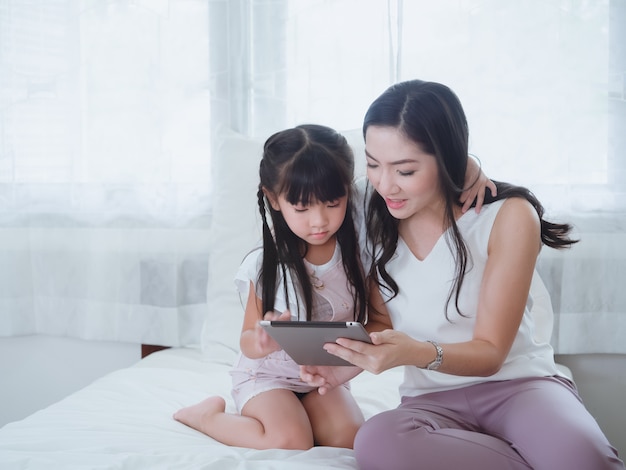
top-left (254, 309), bottom-right (291, 356)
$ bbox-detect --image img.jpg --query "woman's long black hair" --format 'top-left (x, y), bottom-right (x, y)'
top-left (257, 124), bottom-right (367, 323)
top-left (363, 80), bottom-right (578, 319)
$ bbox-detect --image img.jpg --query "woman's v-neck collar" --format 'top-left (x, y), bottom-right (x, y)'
top-left (398, 207), bottom-right (474, 262)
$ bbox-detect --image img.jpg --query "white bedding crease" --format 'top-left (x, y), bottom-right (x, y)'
top-left (0, 346), bottom-right (403, 470)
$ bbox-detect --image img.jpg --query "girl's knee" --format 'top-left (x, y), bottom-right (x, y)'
top-left (319, 421), bottom-right (360, 449)
top-left (261, 419), bottom-right (314, 450)
top-left (268, 430), bottom-right (314, 450)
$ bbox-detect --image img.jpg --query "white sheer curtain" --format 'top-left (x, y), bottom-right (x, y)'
top-left (0, 0), bottom-right (213, 346)
top-left (1, 0), bottom-right (624, 352)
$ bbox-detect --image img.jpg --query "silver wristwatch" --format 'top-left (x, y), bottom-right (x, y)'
top-left (426, 340), bottom-right (443, 370)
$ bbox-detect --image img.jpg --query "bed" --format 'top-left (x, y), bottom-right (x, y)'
top-left (0, 280), bottom-right (572, 470)
top-left (0, 290), bottom-right (573, 470)
top-left (0, 344), bottom-right (403, 469)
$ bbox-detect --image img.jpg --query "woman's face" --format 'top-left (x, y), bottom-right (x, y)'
top-left (365, 125), bottom-right (442, 220)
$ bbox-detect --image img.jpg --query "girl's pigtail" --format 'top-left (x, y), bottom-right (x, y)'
top-left (257, 187), bottom-right (278, 318)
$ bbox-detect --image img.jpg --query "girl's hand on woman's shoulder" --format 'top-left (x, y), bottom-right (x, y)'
top-left (460, 156), bottom-right (497, 213)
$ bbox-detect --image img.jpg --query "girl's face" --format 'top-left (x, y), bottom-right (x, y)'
top-left (270, 193), bottom-right (348, 247)
top-left (365, 125), bottom-right (442, 220)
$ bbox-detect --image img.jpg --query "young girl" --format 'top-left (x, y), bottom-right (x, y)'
top-left (174, 124), bottom-right (369, 450)
top-left (174, 123), bottom-right (492, 451)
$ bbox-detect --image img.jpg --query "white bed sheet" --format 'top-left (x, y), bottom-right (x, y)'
top-left (0, 345), bottom-right (402, 469)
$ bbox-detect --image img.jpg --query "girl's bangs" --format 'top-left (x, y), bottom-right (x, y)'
top-left (282, 151), bottom-right (348, 205)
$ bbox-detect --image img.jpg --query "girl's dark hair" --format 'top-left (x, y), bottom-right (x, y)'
top-left (257, 124), bottom-right (367, 323)
top-left (363, 79), bottom-right (578, 319)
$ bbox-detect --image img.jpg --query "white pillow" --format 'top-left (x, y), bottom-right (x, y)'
top-left (341, 128), bottom-right (367, 178)
top-left (201, 129), bottom-right (263, 363)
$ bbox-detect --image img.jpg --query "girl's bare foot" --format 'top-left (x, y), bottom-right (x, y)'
top-left (173, 396), bottom-right (226, 433)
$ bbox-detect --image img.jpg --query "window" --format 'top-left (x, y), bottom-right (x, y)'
top-left (0, 0), bottom-right (211, 225)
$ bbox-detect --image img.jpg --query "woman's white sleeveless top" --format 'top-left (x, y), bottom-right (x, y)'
top-left (354, 179), bottom-right (561, 398)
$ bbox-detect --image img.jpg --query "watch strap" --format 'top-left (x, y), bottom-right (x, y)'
top-left (426, 340), bottom-right (443, 370)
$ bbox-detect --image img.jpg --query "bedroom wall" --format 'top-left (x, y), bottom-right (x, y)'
top-left (554, 353), bottom-right (626, 458)
top-left (0, 336), bottom-right (624, 460)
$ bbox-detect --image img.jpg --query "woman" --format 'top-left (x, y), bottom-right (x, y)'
top-left (302, 79), bottom-right (624, 469)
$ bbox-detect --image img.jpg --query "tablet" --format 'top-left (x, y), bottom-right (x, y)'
top-left (259, 320), bottom-right (372, 366)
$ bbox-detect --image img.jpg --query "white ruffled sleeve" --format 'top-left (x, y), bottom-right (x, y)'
top-left (233, 246), bottom-right (299, 320)
top-left (234, 247), bottom-right (262, 302)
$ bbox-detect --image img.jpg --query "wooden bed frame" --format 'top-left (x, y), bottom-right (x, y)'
top-left (141, 343), bottom-right (170, 358)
